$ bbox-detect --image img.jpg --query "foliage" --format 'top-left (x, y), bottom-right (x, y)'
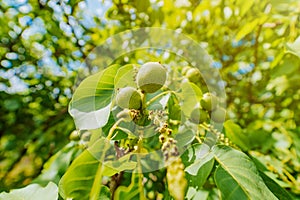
top-left (1, 0), bottom-right (300, 199)
top-left (0, 182), bottom-right (58, 200)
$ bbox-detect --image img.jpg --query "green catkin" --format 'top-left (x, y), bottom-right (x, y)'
top-left (158, 123), bottom-right (187, 200)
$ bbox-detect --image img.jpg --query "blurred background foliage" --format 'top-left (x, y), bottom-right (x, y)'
top-left (0, 0), bottom-right (300, 197)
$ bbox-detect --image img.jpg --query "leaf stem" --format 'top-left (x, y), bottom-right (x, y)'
top-left (146, 90), bottom-right (176, 107)
top-left (90, 118), bottom-right (123, 200)
top-left (110, 126), bottom-right (136, 140)
top-left (136, 138), bottom-right (146, 200)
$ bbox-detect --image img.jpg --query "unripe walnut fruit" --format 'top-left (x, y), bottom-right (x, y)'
top-left (211, 107), bottom-right (226, 123)
top-left (186, 68), bottom-right (201, 83)
top-left (182, 66), bottom-right (192, 76)
top-left (136, 62), bottom-right (167, 93)
top-left (190, 107), bottom-right (208, 124)
top-left (116, 86), bottom-right (142, 109)
top-left (200, 92), bottom-right (218, 111)
top-left (69, 130), bottom-right (80, 141)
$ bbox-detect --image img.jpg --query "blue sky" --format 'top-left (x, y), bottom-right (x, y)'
top-left (1, 0), bottom-right (112, 94)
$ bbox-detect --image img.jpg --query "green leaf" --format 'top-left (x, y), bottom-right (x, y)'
top-left (259, 171), bottom-right (294, 200)
top-left (266, 75), bottom-right (289, 96)
top-left (69, 0), bottom-right (81, 7)
top-left (290, 130), bottom-right (300, 160)
top-left (181, 143), bottom-right (211, 166)
top-left (69, 64), bottom-right (120, 130)
top-left (271, 54), bottom-right (300, 78)
top-left (286, 36), bottom-right (300, 59)
top-left (98, 186), bottom-right (111, 200)
top-left (186, 156), bottom-right (214, 189)
top-left (0, 182), bottom-right (58, 200)
top-left (34, 142), bottom-right (82, 185)
top-left (175, 126), bottom-right (195, 149)
top-left (133, 0), bottom-right (150, 13)
top-left (250, 155), bottom-right (294, 199)
top-left (146, 91), bottom-right (171, 110)
top-left (235, 16), bottom-right (267, 41)
top-left (185, 151), bottom-right (214, 176)
top-left (114, 174), bottom-right (143, 200)
top-left (167, 93), bottom-right (181, 121)
top-left (179, 81), bottom-right (202, 118)
top-left (102, 154), bottom-right (137, 176)
top-left (186, 187), bottom-right (209, 200)
top-left (186, 187), bottom-right (220, 200)
top-left (236, 0), bottom-right (254, 17)
top-left (114, 64), bottom-right (138, 89)
top-left (235, 19), bottom-right (259, 41)
top-left (224, 120), bottom-right (250, 150)
top-left (59, 140), bottom-right (104, 199)
top-left (59, 138), bottom-right (136, 199)
top-left (181, 143), bottom-right (214, 188)
top-left (213, 145), bottom-right (278, 200)
top-left (3, 99), bottom-right (20, 111)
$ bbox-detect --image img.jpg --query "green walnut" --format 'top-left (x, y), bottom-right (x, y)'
top-left (136, 62), bottom-right (167, 93)
top-left (185, 68), bottom-right (201, 83)
top-left (116, 86), bottom-right (142, 109)
top-left (182, 66), bottom-right (192, 76)
top-left (69, 130), bottom-right (80, 141)
top-left (190, 107), bottom-right (208, 124)
top-left (211, 107), bottom-right (226, 123)
top-left (200, 92), bottom-right (218, 111)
